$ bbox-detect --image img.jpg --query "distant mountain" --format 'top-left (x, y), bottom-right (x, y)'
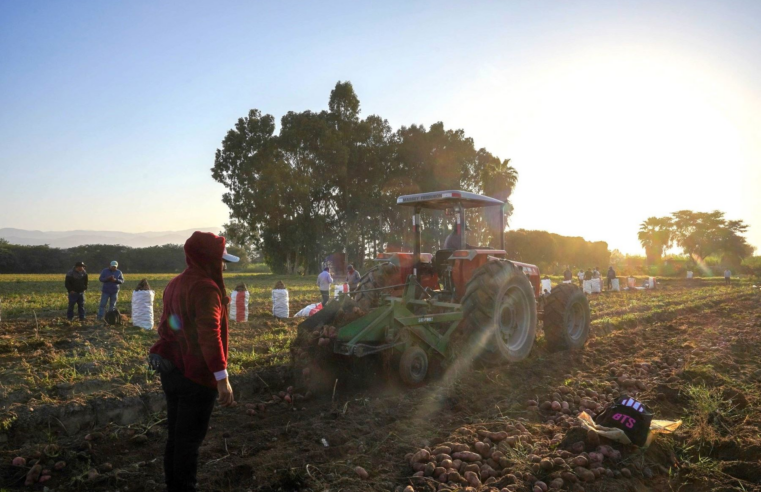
top-left (0, 227), bottom-right (222, 248)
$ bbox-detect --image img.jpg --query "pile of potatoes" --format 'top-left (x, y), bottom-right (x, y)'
top-left (400, 412), bottom-right (644, 492)
top-left (527, 361), bottom-right (668, 431)
top-left (314, 325), bottom-right (338, 347)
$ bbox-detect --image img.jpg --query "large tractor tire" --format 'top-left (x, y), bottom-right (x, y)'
top-left (462, 260), bottom-right (537, 364)
top-left (542, 283), bottom-right (590, 352)
top-left (354, 262), bottom-right (399, 311)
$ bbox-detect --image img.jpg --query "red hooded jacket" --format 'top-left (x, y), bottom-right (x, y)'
top-left (150, 232), bottom-right (230, 389)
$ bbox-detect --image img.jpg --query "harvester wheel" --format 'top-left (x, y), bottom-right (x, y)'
top-left (399, 346), bottom-right (428, 386)
top-left (462, 260), bottom-right (537, 363)
top-left (542, 283), bottom-right (590, 352)
top-left (354, 262), bottom-right (399, 311)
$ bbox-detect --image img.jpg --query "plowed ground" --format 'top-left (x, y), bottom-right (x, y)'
top-left (1, 281), bottom-right (760, 492)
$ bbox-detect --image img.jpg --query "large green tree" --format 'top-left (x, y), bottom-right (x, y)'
top-left (212, 82), bottom-right (518, 274)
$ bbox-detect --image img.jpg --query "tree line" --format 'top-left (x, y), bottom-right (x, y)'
top-left (504, 230), bottom-right (611, 274)
top-left (0, 240), bottom-right (249, 274)
top-left (213, 81), bottom-right (517, 274)
top-left (638, 211), bottom-right (754, 266)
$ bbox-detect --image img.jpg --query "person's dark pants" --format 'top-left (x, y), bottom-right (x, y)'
top-left (725, 277), bottom-right (730, 286)
top-left (67, 292), bottom-right (85, 320)
top-left (607, 278), bottom-right (613, 290)
top-left (320, 289), bottom-right (330, 306)
top-left (160, 370), bottom-right (217, 492)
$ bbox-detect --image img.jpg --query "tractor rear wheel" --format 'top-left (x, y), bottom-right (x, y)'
top-left (399, 346), bottom-right (428, 386)
top-left (542, 283), bottom-right (590, 352)
top-left (354, 262), bottom-right (399, 310)
top-left (462, 260), bottom-right (537, 363)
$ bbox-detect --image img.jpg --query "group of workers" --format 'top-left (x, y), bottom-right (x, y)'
top-left (563, 265), bottom-right (618, 291)
top-left (316, 263), bottom-right (361, 306)
top-left (63, 260), bottom-right (125, 321)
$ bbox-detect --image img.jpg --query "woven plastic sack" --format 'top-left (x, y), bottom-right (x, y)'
top-left (230, 290), bottom-right (250, 322)
top-left (334, 283), bottom-right (349, 298)
top-left (583, 280), bottom-right (593, 294)
top-left (272, 289), bottom-right (289, 318)
top-left (591, 278), bottom-right (601, 293)
top-left (131, 290), bottom-right (155, 330)
top-left (610, 278), bottom-right (620, 291)
top-left (295, 303), bottom-right (319, 317)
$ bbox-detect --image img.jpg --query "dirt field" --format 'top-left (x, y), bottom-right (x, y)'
top-left (1, 274), bottom-right (760, 491)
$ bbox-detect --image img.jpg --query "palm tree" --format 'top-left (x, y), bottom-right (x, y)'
top-left (638, 217), bottom-right (673, 264)
top-left (482, 158), bottom-right (518, 223)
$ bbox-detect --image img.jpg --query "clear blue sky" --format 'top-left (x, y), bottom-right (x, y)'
top-left (1, 0), bottom-right (759, 254)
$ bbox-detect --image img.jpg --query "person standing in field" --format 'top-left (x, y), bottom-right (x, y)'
top-left (563, 267), bottom-right (572, 283)
top-left (607, 266), bottom-right (617, 290)
top-left (346, 264), bottom-right (361, 292)
top-left (577, 269), bottom-right (585, 287)
top-left (98, 261), bottom-right (124, 321)
top-left (724, 268), bottom-right (731, 286)
top-left (317, 266), bottom-right (333, 306)
top-left (584, 268), bottom-right (593, 281)
top-left (65, 261), bottom-right (88, 321)
top-left (607, 266), bottom-right (616, 290)
top-left (149, 232), bottom-right (238, 492)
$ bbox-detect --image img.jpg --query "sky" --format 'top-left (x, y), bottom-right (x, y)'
top-left (1, 0), bottom-right (759, 255)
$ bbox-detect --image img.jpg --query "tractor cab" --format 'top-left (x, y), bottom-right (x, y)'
top-left (391, 190), bottom-right (540, 300)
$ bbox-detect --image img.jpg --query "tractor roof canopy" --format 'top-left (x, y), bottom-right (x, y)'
top-left (396, 190), bottom-right (504, 210)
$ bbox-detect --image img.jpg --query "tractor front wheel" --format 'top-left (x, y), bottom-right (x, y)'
top-left (399, 346), bottom-right (428, 386)
top-left (542, 283), bottom-right (590, 352)
top-left (462, 260), bottom-right (537, 363)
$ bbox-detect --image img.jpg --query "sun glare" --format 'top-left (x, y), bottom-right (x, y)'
top-left (454, 44), bottom-right (756, 253)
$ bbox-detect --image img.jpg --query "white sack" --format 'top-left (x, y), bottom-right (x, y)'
top-left (230, 290), bottom-right (250, 322)
top-left (583, 280), bottom-right (593, 294)
top-left (591, 278), bottom-right (601, 293)
top-left (131, 290), bottom-right (155, 330)
top-left (648, 277), bottom-right (656, 289)
top-left (295, 303), bottom-right (319, 317)
top-left (334, 283), bottom-right (349, 298)
top-left (628, 277), bottom-right (637, 288)
top-left (610, 278), bottom-right (620, 292)
top-left (272, 289), bottom-right (289, 318)
top-left (686, 271), bottom-right (693, 279)
top-left (541, 279), bottom-right (552, 294)
top-left (562, 280), bottom-right (572, 284)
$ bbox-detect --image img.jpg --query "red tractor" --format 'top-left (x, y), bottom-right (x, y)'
top-left (295, 190), bottom-right (590, 387)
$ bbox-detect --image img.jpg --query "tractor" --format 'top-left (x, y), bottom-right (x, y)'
top-left (292, 190), bottom-right (590, 390)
